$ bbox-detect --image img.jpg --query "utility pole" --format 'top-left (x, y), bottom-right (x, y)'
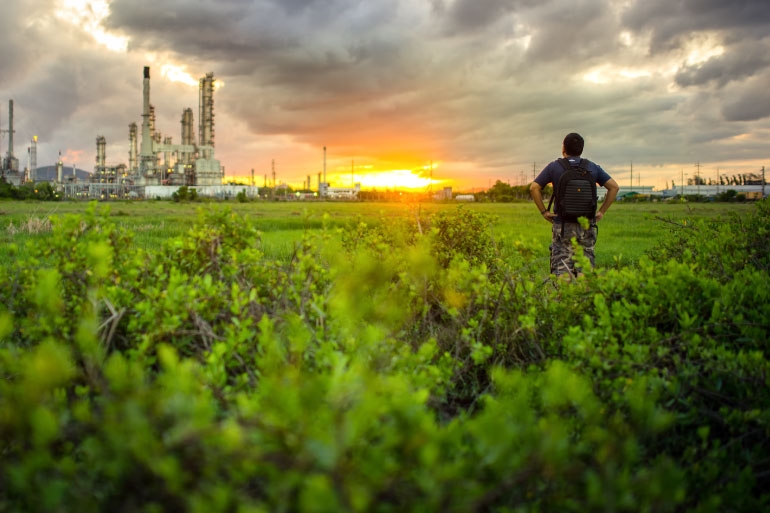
top-left (272, 159), bottom-right (276, 187)
top-left (429, 161), bottom-right (433, 198)
top-left (695, 161), bottom-right (701, 196)
top-left (630, 161), bottom-right (633, 190)
top-left (763, 166), bottom-right (766, 198)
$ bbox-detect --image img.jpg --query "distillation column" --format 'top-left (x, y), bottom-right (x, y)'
top-left (199, 73), bottom-right (215, 160)
top-left (128, 123), bottom-right (137, 174)
top-left (195, 72), bottom-right (221, 185)
top-left (96, 136), bottom-right (106, 172)
top-left (181, 108), bottom-right (194, 162)
top-left (29, 136), bottom-right (37, 182)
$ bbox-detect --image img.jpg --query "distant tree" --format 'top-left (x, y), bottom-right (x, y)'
top-left (487, 180), bottom-right (516, 202)
top-left (0, 177), bottom-right (13, 198)
top-left (34, 182), bottom-right (59, 201)
top-left (172, 185), bottom-right (198, 202)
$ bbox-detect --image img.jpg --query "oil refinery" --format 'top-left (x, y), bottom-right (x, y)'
top-left (0, 99), bottom-right (33, 187)
top-left (85, 66), bottom-right (239, 199)
top-left (1, 66), bottom-right (260, 200)
top-left (0, 66), bottom-right (364, 200)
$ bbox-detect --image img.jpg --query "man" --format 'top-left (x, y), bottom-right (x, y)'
top-left (529, 132), bottom-right (619, 277)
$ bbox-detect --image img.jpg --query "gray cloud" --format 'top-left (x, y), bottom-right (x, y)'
top-left (675, 38), bottom-right (770, 87)
top-left (1, 0), bottom-right (767, 188)
top-left (443, 0), bottom-right (516, 34)
top-left (622, 0), bottom-right (770, 53)
top-left (721, 73), bottom-right (770, 121)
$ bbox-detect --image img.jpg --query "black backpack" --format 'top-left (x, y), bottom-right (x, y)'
top-left (547, 158), bottom-right (597, 221)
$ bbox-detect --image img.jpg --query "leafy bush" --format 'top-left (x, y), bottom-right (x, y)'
top-left (171, 186), bottom-right (199, 202)
top-left (1, 201), bottom-right (769, 511)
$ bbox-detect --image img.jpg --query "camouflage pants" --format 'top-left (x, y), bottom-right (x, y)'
top-left (550, 220), bottom-right (597, 276)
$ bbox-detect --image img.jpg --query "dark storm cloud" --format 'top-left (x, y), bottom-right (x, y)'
top-left (721, 74), bottom-right (770, 121)
top-left (0, 0), bottom-right (57, 86)
top-left (106, 0), bottom-right (420, 117)
top-left (3, 0), bottom-right (768, 184)
top-left (517, 0), bottom-right (618, 65)
top-left (443, 0), bottom-right (516, 33)
top-left (675, 39), bottom-right (770, 87)
top-left (622, 0), bottom-right (770, 52)
top-left (107, 0), bottom-right (274, 60)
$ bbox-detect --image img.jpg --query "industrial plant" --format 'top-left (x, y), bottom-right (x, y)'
top-left (1, 66), bottom-right (262, 200)
top-left (85, 66), bottom-right (235, 199)
top-left (0, 100), bottom-right (38, 187)
top-left (1, 69), bottom-right (367, 200)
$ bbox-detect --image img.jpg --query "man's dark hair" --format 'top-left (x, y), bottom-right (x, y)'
top-left (563, 132), bottom-right (584, 156)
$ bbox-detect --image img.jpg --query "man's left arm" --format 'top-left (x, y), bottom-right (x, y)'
top-left (595, 178), bottom-right (619, 222)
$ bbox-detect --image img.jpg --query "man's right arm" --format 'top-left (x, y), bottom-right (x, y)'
top-left (595, 178), bottom-right (619, 222)
top-left (529, 182), bottom-right (554, 223)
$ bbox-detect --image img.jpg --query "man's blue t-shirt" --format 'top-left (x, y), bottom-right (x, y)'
top-left (534, 156), bottom-right (611, 218)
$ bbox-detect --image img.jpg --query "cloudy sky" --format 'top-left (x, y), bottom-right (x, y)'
top-left (1, 0), bottom-right (768, 190)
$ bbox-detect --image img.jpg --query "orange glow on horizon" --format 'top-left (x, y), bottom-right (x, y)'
top-left (354, 169), bottom-right (440, 190)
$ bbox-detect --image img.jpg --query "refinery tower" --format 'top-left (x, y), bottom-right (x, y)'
top-left (93, 66), bottom-right (222, 187)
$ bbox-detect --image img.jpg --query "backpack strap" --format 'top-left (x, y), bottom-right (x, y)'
top-left (558, 158), bottom-right (574, 172)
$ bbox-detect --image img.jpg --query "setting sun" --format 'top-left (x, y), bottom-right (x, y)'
top-left (356, 169), bottom-right (436, 190)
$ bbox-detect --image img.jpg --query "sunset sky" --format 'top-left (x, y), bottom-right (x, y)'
top-left (1, 0), bottom-right (768, 191)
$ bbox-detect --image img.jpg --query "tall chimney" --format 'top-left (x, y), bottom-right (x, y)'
top-left (56, 152), bottom-right (63, 183)
top-left (139, 67), bottom-right (153, 172)
top-left (7, 100), bottom-right (13, 160)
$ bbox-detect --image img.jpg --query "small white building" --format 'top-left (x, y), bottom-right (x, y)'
top-left (322, 183), bottom-right (361, 199)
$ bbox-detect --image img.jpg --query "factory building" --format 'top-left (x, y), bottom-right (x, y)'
top-left (322, 183), bottom-right (361, 199)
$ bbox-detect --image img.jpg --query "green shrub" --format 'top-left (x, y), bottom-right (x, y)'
top-left (1, 201), bottom-right (769, 511)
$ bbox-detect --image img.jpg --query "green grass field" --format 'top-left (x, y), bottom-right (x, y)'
top-left (0, 199), bottom-right (754, 267)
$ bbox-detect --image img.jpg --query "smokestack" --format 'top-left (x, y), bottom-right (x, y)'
top-left (7, 100), bottom-right (13, 160)
top-left (56, 151), bottom-right (63, 183)
top-left (323, 146), bottom-right (326, 184)
top-left (140, 67), bottom-right (153, 171)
